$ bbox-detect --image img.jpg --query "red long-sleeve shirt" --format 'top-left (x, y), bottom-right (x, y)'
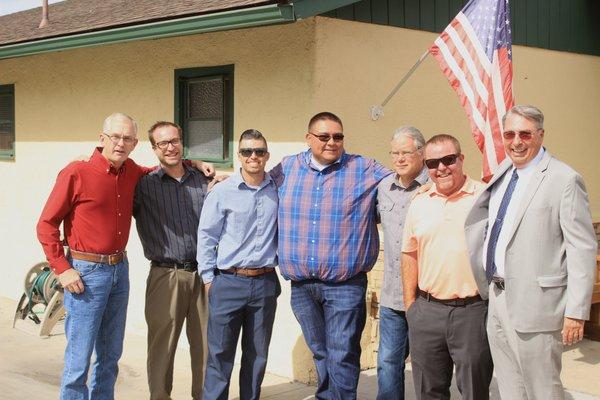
top-left (37, 147), bottom-right (149, 274)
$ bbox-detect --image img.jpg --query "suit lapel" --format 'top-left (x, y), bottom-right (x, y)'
top-left (506, 151), bottom-right (551, 241)
top-left (466, 159), bottom-right (511, 227)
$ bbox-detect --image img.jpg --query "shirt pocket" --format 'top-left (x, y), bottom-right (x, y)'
top-left (377, 202), bottom-right (395, 214)
top-left (537, 274), bottom-right (568, 288)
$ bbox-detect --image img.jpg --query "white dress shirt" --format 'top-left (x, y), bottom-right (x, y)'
top-left (483, 148), bottom-right (545, 278)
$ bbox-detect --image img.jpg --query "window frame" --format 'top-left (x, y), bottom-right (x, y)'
top-left (0, 84), bottom-right (15, 160)
top-left (174, 65), bottom-right (234, 167)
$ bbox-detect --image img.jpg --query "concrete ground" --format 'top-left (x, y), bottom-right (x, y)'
top-left (2, 296), bottom-right (600, 400)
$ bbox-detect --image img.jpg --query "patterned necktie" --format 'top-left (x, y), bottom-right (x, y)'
top-left (485, 168), bottom-right (519, 283)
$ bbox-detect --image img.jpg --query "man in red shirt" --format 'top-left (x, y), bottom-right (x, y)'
top-left (36, 112), bottom-right (211, 400)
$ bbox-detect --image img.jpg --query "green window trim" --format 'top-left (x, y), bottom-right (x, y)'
top-left (0, 84), bottom-right (15, 160)
top-left (174, 65), bottom-right (234, 168)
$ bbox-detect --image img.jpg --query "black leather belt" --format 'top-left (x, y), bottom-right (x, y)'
top-left (492, 276), bottom-right (505, 290)
top-left (418, 289), bottom-right (482, 306)
top-left (151, 260), bottom-right (198, 272)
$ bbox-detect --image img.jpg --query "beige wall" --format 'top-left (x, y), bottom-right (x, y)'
top-left (0, 15), bottom-right (598, 381)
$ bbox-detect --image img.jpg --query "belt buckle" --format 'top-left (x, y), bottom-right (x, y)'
top-left (107, 252), bottom-right (122, 265)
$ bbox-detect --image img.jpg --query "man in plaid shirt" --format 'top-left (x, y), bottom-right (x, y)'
top-left (271, 112), bottom-right (392, 399)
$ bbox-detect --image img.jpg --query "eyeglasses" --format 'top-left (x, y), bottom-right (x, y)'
top-left (239, 148), bottom-right (268, 157)
top-left (103, 133), bottom-right (136, 145)
top-left (154, 138), bottom-right (182, 150)
top-left (425, 153), bottom-right (460, 169)
top-left (309, 132), bottom-right (345, 142)
top-left (390, 149), bottom-right (420, 159)
top-left (502, 129), bottom-right (540, 141)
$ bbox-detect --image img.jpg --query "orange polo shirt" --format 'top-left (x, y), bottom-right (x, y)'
top-left (402, 176), bottom-right (483, 299)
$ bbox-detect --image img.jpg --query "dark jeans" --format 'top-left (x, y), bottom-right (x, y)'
top-left (376, 306), bottom-right (409, 400)
top-left (203, 271), bottom-right (280, 400)
top-left (406, 297), bottom-right (493, 400)
top-left (290, 272), bottom-right (367, 400)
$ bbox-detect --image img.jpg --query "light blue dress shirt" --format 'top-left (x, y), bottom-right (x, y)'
top-left (196, 171), bottom-right (278, 283)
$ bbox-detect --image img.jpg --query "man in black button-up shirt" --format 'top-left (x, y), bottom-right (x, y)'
top-left (133, 121), bottom-right (209, 400)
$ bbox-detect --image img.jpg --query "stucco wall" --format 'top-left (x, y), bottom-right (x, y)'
top-left (1, 15), bottom-right (599, 383)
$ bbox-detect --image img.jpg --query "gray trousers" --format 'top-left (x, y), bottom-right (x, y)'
top-left (487, 284), bottom-right (564, 400)
top-left (407, 296), bottom-right (493, 400)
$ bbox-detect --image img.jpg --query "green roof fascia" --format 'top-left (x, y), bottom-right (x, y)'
top-left (0, 4), bottom-right (296, 60)
top-left (292, 0), bottom-right (360, 19)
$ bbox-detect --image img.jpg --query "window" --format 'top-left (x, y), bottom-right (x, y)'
top-left (175, 65), bottom-right (234, 166)
top-left (0, 84), bottom-right (15, 159)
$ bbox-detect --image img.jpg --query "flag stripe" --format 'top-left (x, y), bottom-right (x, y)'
top-left (434, 37), bottom-right (488, 135)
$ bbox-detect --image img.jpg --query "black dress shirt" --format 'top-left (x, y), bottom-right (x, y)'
top-left (133, 165), bottom-right (208, 263)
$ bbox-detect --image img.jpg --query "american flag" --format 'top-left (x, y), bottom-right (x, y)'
top-left (429, 0), bottom-right (514, 181)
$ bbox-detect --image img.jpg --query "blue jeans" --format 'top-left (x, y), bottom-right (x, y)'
top-left (60, 258), bottom-right (129, 400)
top-left (376, 306), bottom-right (409, 400)
top-left (203, 271), bottom-right (280, 400)
top-left (290, 272), bottom-right (367, 400)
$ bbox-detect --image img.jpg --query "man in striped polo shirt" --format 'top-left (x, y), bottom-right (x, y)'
top-left (271, 112), bottom-right (392, 399)
top-left (134, 121), bottom-right (210, 400)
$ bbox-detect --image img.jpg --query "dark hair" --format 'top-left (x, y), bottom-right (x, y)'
top-left (239, 129), bottom-right (267, 147)
top-left (308, 112), bottom-right (343, 132)
top-left (148, 121), bottom-right (182, 146)
top-left (425, 134), bottom-right (462, 154)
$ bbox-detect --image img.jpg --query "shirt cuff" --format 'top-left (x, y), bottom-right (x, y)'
top-left (52, 257), bottom-right (72, 275)
top-left (201, 268), bottom-right (214, 284)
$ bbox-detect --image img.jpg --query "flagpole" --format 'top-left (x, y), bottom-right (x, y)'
top-left (371, 50), bottom-right (430, 121)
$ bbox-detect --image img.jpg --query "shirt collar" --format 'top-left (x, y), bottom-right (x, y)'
top-left (233, 169), bottom-right (273, 190)
top-left (392, 166), bottom-right (429, 190)
top-left (429, 175), bottom-right (477, 198)
top-left (512, 147), bottom-right (546, 175)
top-left (91, 146), bottom-right (123, 174)
top-left (155, 163), bottom-right (194, 182)
top-left (303, 149), bottom-right (345, 171)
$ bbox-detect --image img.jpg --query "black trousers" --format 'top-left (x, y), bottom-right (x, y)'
top-left (406, 296), bottom-right (493, 400)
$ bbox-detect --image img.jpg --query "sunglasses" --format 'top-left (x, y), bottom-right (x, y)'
top-left (425, 153), bottom-right (460, 169)
top-left (309, 132), bottom-right (345, 142)
top-left (502, 130), bottom-right (539, 141)
top-left (239, 148), bottom-right (268, 157)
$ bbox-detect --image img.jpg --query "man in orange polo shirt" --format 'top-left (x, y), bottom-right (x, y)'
top-left (401, 134), bottom-right (493, 400)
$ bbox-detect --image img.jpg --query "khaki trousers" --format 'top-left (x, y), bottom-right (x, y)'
top-left (145, 266), bottom-right (208, 400)
top-left (487, 284), bottom-right (564, 400)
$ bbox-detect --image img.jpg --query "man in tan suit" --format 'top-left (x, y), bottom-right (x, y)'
top-left (465, 104), bottom-right (597, 399)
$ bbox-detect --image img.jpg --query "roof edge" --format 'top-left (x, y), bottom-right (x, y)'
top-left (0, 4), bottom-right (295, 60)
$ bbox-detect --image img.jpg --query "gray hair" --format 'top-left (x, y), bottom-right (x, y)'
top-left (102, 112), bottom-right (138, 135)
top-left (503, 105), bottom-right (544, 130)
top-left (392, 125), bottom-right (426, 150)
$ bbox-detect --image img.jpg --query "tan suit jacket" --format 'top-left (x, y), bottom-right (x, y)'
top-left (465, 150), bottom-right (597, 333)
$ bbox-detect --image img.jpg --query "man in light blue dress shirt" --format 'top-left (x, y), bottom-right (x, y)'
top-left (197, 129), bottom-right (280, 400)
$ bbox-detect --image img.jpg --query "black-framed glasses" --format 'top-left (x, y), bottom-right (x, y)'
top-left (103, 133), bottom-right (136, 145)
top-left (239, 148), bottom-right (268, 157)
top-left (154, 138), bottom-right (182, 150)
top-left (309, 132), bottom-right (345, 142)
top-left (425, 153), bottom-right (460, 169)
top-left (502, 129), bottom-right (539, 141)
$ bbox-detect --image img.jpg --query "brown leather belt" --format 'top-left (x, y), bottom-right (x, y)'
top-left (220, 267), bottom-right (275, 277)
top-left (70, 249), bottom-right (126, 265)
top-left (418, 289), bottom-right (482, 306)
